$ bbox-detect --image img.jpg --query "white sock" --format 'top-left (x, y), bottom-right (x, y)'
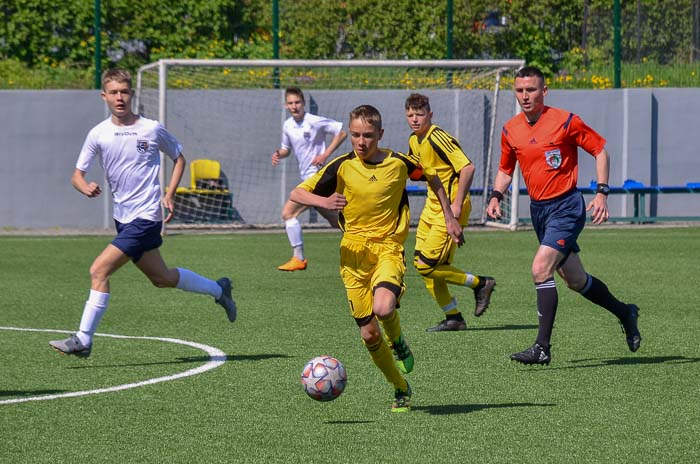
top-left (293, 245), bottom-right (305, 260)
top-left (441, 297), bottom-right (458, 313)
top-left (285, 218), bottom-right (304, 259)
top-left (464, 273), bottom-right (476, 287)
top-left (77, 289), bottom-right (110, 346)
top-left (176, 268), bottom-right (222, 299)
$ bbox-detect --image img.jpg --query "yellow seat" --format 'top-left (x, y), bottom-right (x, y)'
top-left (190, 159), bottom-right (222, 189)
top-left (176, 159), bottom-right (229, 194)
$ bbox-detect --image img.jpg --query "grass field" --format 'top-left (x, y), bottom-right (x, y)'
top-left (1, 227), bottom-right (699, 463)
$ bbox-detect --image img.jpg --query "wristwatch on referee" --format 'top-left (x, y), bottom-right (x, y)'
top-left (596, 183), bottom-right (610, 196)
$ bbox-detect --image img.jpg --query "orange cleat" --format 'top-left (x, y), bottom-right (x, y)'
top-left (277, 256), bottom-right (308, 271)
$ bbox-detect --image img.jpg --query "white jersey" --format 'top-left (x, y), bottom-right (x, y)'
top-left (76, 116), bottom-right (182, 224)
top-left (281, 112), bottom-right (343, 180)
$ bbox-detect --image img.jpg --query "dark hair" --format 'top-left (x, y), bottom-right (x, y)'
top-left (405, 93), bottom-right (431, 112)
top-left (284, 86), bottom-right (305, 103)
top-left (515, 66), bottom-right (545, 83)
top-left (102, 69), bottom-right (132, 91)
top-left (349, 105), bottom-right (382, 131)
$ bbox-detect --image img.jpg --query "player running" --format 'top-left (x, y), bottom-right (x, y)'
top-left (49, 69), bottom-right (236, 358)
top-left (486, 66), bottom-right (641, 365)
top-left (289, 105), bottom-right (463, 411)
top-left (271, 87), bottom-right (347, 271)
top-left (405, 93), bottom-right (496, 332)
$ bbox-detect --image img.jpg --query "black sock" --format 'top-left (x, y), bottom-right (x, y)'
top-left (535, 278), bottom-right (558, 348)
top-left (579, 274), bottom-right (627, 319)
top-left (446, 312), bottom-right (465, 322)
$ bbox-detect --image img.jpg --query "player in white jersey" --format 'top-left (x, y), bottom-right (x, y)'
top-left (271, 87), bottom-right (347, 271)
top-left (49, 69), bottom-right (237, 358)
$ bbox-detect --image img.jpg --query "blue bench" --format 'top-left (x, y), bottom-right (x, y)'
top-left (406, 180), bottom-right (700, 223)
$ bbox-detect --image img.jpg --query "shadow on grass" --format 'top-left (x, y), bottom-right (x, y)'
top-left (413, 402), bottom-right (556, 416)
top-left (0, 389), bottom-right (66, 398)
top-left (325, 420), bottom-right (375, 425)
top-left (66, 353), bottom-right (291, 369)
top-left (468, 324), bottom-right (538, 332)
top-left (561, 355), bottom-right (700, 369)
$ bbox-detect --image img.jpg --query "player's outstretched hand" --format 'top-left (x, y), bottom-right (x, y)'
top-left (271, 151), bottom-right (281, 166)
top-left (486, 199), bottom-right (502, 220)
top-left (586, 195), bottom-right (609, 225)
top-left (162, 196), bottom-right (175, 223)
top-left (84, 182), bottom-right (102, 198)
top-left (323, 192), bottom-right (348, 211)
top-left (446, 216), bottom-right (465, 247)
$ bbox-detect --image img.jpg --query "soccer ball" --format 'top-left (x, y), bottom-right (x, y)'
top-left (301, 355), bottom-right (347, 402)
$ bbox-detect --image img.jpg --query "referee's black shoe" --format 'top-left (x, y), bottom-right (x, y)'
top-left (620, 304), bottom-right (642, 352)
top-left (511, 343), bottom-right (551, 365)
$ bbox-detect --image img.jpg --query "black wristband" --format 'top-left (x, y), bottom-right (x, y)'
top-left (490, 190), bottom-right (504, 202)
top-left (596, 183), bottom-right (610, 196)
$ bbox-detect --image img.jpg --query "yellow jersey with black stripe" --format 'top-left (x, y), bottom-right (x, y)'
top-left (298, 148), bottom-right (422, 243)
top-left (408, 125), bottom-right (472, 225)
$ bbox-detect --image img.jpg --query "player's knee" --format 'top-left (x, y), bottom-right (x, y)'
top-left (361, 328), bottom-right (382, 347)
top-left (414, 255), bottom-right (436, 277)
top-left (531, 263), bottom-right (553, 283)
top-left (88, 264), bottom-right (109, 285)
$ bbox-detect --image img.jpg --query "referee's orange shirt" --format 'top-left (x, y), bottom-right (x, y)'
top-left (499, 106), bottom-right (606, 201)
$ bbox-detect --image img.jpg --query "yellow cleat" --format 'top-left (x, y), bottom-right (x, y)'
top-left (277, 256), bottom-right (308, 271)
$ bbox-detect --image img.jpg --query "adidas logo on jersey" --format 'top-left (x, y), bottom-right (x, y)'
top-left (368, 175), bottom-right (378, 182)
top-left (529, 138), bottom-right (537, 144)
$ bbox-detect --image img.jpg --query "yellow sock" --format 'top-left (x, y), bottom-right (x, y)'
top-left (364, 338), bottom-right (407, 390)
top-left (428, 264), bottom-right (469, 286)
top-left (378, 310), bottom-right (402, 345)
top-left (423, 277), bottom-right (460, 313)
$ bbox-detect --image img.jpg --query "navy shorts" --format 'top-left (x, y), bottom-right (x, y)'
top-left (530, 189), bottom-right (585, 261)
top-left (111, 218), bottom-right (163, 262)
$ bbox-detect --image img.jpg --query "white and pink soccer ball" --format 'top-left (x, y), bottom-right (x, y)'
top-left (301, 355), bottom-right (347, 402)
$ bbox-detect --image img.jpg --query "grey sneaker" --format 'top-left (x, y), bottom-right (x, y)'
top-left (49, 334), bottom-right (92, 358)
top-left (474, 276), bottom-right (496, 317)
top-left (216, 277), bottom-right (237, 322)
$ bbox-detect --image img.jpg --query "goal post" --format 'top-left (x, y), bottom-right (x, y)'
top-left (135, 59), bottom-right (525, 231)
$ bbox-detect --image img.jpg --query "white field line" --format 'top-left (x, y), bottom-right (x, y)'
top-left (0, 326), bottom-right (227, 405)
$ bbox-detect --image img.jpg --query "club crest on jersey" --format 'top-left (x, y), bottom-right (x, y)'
top-left (545, 148), bottom-right (562, 169)
top-left (303, 131), bottom-right (311, 141)
top-left (136, 140), bottom-right (149, 154)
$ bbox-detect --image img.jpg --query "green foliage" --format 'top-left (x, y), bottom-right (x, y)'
top-left (0, 0), bottom-right (698, 88)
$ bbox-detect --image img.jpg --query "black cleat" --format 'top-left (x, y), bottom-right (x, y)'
top-left (474, 276), bottom-right (496, 317)
top-left (511, 343), bottom-right (551, 365)
top-left (619, 304), bottom-right (641, 352)
top-left (426, 318), bottom-right (467, 332)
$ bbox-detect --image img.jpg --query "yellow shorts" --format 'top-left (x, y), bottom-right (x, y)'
top-left (415, 199), bottom-right (470, 266)
top-left (339, 235), bottom-right (406, 325)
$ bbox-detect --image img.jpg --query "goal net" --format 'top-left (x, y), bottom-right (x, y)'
top-left (135, 59), bottom-right (524, 231)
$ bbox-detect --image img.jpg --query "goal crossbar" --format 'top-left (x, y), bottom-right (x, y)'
top-left (136, 59), bottom-right (525, 231)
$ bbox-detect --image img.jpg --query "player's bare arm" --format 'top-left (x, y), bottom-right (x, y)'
top-left (271, 148), bottom-right (290, 166)
top-left (71, 168), bottom-right (102, 198)
top-left (311, 129), bottom-right (348, 166)
top-left (586, 148), bottom-right (611, 225)
top-left (427, 175), bottom-right (464, 246)
top-left (290, 187), bottom-right (347, 211)
top-left (486, 170), bottom-right (513, 220)
top-left (451, 163), bottom-right (475, 219)
top-left (162, 153), bottom-right (186, 223)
